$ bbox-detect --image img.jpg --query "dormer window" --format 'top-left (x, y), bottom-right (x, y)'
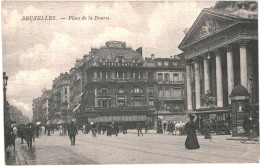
top-left (164, 61), bottom-right (169, 66)
top-left (100, 58), bottom-right (107, 63)
top-left (116, 55), bottom-right (124, 63)
top-left (158, 61), bottom-right (162, 66)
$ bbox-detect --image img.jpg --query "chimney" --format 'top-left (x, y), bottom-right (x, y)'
top-left (136, 47), bottom-right (142, 56)
top-left (151, 54), bottom-right (155, 59)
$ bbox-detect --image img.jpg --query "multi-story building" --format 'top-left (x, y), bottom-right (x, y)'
top-left (75, 41), bottom-right (186, 128)
top-left (8, 105), bottom-right (30, 124)
top-left (33, 41), bottom-right (186, 127)
top-left (32, 88), bottom-right (51, 123)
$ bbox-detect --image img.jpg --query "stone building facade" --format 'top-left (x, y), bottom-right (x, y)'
top-left (76, 41), bottom-right (185, 128)
top-left (178, 2), bottom-right (258, 122)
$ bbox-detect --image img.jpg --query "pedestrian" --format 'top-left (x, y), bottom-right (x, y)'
top-left (91, 122), bottom-right (97, 138)
top-left (68, 121), bottom-right (78, 145)
top-left (144, 122), bottom-right (148, 134)
top-left (204, 119), bottom-right (212, 139)
top-left (242, 115), bottom-right (253, 142)
top-left (137, 122), bottom-right (143, 136)
top-left (13, 125), bottom-right (17, 137)
top-left (163, 123), bottom-right (166, 132)
top-left (25, 124), bottom-right (34, 149)
top-left (82, 124), bottom-right (86, 134)
top-left (184, 114), bottom-right (200, 150)
top-left (168, 122), bottom-right (173, 135)
top-left (35, 125), bottom-right (40, 138)
top-left (41, 125), bottom-right (45, 135)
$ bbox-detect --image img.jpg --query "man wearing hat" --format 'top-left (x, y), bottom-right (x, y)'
top-left (184, 114), bottom-right (200, 149)
top-left (68, 120), bottom-right (78, 145)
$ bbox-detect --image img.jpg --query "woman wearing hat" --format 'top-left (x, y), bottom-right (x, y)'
top-left (184, 114), bottom-right (200, 149)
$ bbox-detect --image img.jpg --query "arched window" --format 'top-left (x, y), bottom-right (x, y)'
top-left (98, 88), bottom-right (109, 94)
top-left (117, 88), bottom-right (125, 94)
top-left (131, 87), bottom-right (143, 94)
top-left (100, 58), bottom-right (107, 63)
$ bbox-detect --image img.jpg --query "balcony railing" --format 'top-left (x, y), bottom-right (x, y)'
top-left (158, 96), bottom-right (184, 100)
top-left (158, 80), bottom-right (183, 84)
top-left (91, 78), bottom-right (147, 83)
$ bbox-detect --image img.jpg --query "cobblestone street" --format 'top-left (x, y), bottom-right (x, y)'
top-left (14, 131), bottom-right (259, 164)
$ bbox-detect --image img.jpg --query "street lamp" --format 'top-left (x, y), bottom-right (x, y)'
top-left (154, 98), bottom-right (163, 133)
top-left (249, 74), bottom-right (257, 136)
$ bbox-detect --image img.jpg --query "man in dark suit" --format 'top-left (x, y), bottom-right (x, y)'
top-left (26, 124), bottom-right (34, 149)
top-left (68, 121), bottom-right (78, 145)
top-left (137, 122), bottom-right (143, 136)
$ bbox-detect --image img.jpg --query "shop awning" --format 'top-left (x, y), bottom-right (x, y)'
top-left (88, 115), bottom-right (146, 123)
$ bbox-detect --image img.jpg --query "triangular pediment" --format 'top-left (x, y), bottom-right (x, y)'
top-left (179, 9), bottom-right (240, 50)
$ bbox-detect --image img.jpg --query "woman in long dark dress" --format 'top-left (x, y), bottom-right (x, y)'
top-left (185, 114), bottom-right (200, 149)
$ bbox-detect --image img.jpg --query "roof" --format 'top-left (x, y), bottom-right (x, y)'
top-left (92, 47), bottom-right (143, 63)
top-left (178, 7), bottom-right (257, 50)
top-left (230, 84), bottom-right (249, 97)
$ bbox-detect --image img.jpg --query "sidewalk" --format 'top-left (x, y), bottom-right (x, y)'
top-left (6, 139), bottom-right (27, 165)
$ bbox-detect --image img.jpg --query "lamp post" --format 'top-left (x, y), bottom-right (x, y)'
top-left (154, 98), bottom-right (163, 133)
top-left (249, 74), bottom-right (257, 136)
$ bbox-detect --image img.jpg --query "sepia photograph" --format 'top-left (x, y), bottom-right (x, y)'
top-left (1, 0), bottom-right (259, 165)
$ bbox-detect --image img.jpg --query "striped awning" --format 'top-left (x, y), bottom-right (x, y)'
top-left (72, 104), bottom-right (81, 112)
top-left (88, 115), bottom-right (146, 123)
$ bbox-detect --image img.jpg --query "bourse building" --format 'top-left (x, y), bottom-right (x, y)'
top-left (178, 3), bottom-right (258, 134)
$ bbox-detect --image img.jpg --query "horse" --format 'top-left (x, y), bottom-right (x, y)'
top-left (174, 121), bottom-right (186, 135)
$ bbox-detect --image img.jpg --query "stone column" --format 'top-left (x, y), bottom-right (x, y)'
top-left (194, 59), bottom-right (201, 109)
top-left (185, 62), bottom-right (192, 110)
top-left (215, 50), bottom-right (223, 107)
top-left (203, 55), bottom-right (210, 93)
top-left (226, 45), bottom-right (234, 104)
top-left (240, 41), bottom-right (249, 90)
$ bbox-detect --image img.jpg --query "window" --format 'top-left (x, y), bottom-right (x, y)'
top-left (98, 100), bottom-right (110, 107)
top-left (132, 87), bottom-right (143, 94)
top-left (118, 71), bottom-right (123, 78)
top-left (148, 87), bottom-right (154, 95)
top-left (100, 58), bottom-right (106, 63)
top-left (158, 73), bottom-right (163, 82)
top-left (173, 61), bottom-right (178, 66)
top-left (158, 61), bottom-right (162, 66)
top-left (117, 100), bottom-right (125, 106)
top-left (158, 88), bottom-right (163, 98)
top-left (118, 88), bottom-right (124, 94)
top-left (99, 88), bottom-right (109, 94)
top-left (148, 100), bottom-right (154, 106)
top-left (148, 72), bottom-right (153, 81)
top-left (164, 61), bottom-right (169, 66)
top-left (165, 73), bottom-right (170, 82)
top-left (65, 87), bottom-right (67, 95)
top-left (132, 100), bottom-right (143, 106)
top-left (97, 71), bottom-right (101, 78)
top-left (173, 73), bottom-right (179, 82)
top-left (172, 88), bottom-right (182, 98)
top-left (165, 88), bottom-right (170, 98)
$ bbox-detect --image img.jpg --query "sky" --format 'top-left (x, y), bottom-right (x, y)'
top-left (2, 1), bottom-right (216, 120)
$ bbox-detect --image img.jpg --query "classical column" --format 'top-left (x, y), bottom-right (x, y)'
top-left (226, 45), bottom-right (234, 104)
top-left (185, 61), bottom-right (192, 110)
top-left (240, 41), bottom-right (249, 90)
top-left (215, 50), bottom-right (223, 107)
top-left (194, 59), bottom-right (201, 109)
top-left (203, 55), bottom-right (210, 93)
